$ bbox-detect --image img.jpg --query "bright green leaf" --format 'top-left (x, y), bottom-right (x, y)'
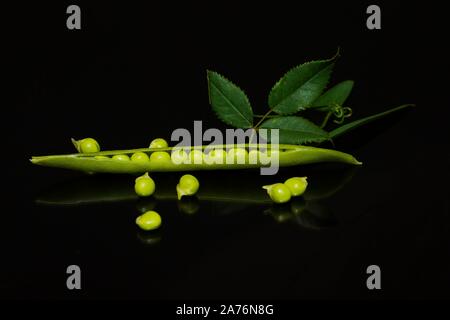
top-left (329, 104), bottom-right (414, 139)
top-left (311, 80), bottom-right (354, 111)
top-left (268, 53), bottom-right (338, 115)
top-left (260, 116), bottom-right (329, 144)
top-left (207, 71), bottom-right (254, 128)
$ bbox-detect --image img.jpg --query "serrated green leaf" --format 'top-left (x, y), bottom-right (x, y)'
top-left (329, 104), bottom-right (414, 139)
top-left (268, 54), bottom-right (337, 115)
top-left (260, 116), bottom-right (329, 144)
top-left (311, 80), bottom-right (354, 111)
top-left (207, 71), bottom-right (253, 128)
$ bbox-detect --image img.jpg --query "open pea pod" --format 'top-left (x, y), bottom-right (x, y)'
top-left (30, 144), bottom-right (361, 174)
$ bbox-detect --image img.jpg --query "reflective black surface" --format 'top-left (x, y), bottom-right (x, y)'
top-left (3, 2), bottom-right (449, 300)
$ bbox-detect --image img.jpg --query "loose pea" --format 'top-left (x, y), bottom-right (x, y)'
top-left (134, 172), bottom-right (155, 197)
top-left (171, 149), bottom-right (189, 165)
top-left (131, 152), bottom-right (150, 163)
top-left (79, 138), bottom-right (100, 153)
top-left (150, 151), bottom-right (171, 163)
top-left (227, 148), bottom-right (248, 164)
top-left (284, 177), bottom-right (308, 196)
top-left (135, 210), bottom-right (161, 231)
top-left (205, 149), bottom-right (227, 164)
top-left (112, 154), bottom-right (130, 161)
top-left (149, 138), bottom-right (168, 149)
top-left (189, 150), bottom-right (204, 164)
top-left (94, 155), bottom-right (109, 159)
top-left (263, 183), bottom-right (292, 204)
top-left (176, 174), bottom-right (200, 200)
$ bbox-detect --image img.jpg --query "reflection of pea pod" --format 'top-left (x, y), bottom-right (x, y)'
top-left (302, 165), bottom-right (358, 200)
top-left (35, 165), bottom-right (357, 206)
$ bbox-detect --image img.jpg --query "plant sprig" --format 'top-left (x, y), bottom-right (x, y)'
top-left (206, 51), bottom-right (414, 145)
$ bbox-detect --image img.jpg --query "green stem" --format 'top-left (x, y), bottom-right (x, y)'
top-left (254, 114), bottom-right (278, 118)
top-left (250, 109), bottom-right (274, 143)
top-left (253, 110), bottom-right (273, 130)
top-left (320, 111), bottom-right (332, 128)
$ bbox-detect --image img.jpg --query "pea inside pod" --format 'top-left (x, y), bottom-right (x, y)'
top-left (72, 138), bottom-right (100, 153)
top-left (31, 144), bottom-right (362, 174)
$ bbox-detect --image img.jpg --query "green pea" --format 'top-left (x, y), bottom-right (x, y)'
top-left (205, 149), bottom-right (226, 164)
top-left (131, 152), bottom-right (150, 163)
top-left (150, 151), bottom-right (171, 163)
top-left (149, 138), bottom-right (169, 149)
top-left (171, 149), bottom-right (189, 165)
top-left (94, 155), bottom-right (109, 159)
top-left (135, 210), bottom-right (161, 231)
top-left (263, 183), bottom-right (292, 203)
top-left (227, 148), bottom-right (248, 164)
top-left (284, 177), bottom-right (308, 196)
top-left (134, 172), bottom-right (155, 197)
top-left (79, 138), bottom-right (100, 153)
top-left (176, 174), bottom-right (200, 200)
top-left (189, 150), bottom-right (204, 164)
top-left (248, 149), bottom-right (259, 164)
top-left (32, 144), bottom-right (363, 174)
top-left (112, 154), bottom-right (130, 161)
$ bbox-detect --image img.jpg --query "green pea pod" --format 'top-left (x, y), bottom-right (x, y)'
top-left (30, 144), bottom-right (361, 174)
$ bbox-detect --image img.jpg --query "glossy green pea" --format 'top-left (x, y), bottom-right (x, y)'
top-left (94, 155), bottom-right (109, 159)
top-left (263, 183), bottom-right (292, 204)
top-left (176, 174), bottom-right (199, 200)
top-left (248, 149), bottom-right (259, 164)
top-left (284, 177), bottom-right (308, 196)
top-left (149, 138), bottom-right (168, 149)
top-left (189, 150), bottom-right (204, 164)
top-left (205, 149), bottom-right (227, 164)
top-left (135, 210), bottom-right (161, 231)
top-left (31, 144), bottom-right (362, 174)
top-left (134, 172), bottom-right (155, 197)
top-left (77, 138), bottom-right (100, 153)
top-left (150, 151), bottom-right (171, 163)
top-left (227, 148), bottom-right (249, 164)
top-left (171, 149), bottom-right (189, 165)
top-left (112, 154), bottom-right (130, 161)
top-left (131, 152), bottom-right (150, 163)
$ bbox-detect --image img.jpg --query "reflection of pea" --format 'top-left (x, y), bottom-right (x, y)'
top-left (266, 203), bottom-right (293, 223)
top-left (290, 197), bottom-right (307, 215)
top-left (136, 230), bottom-right (162, 245)
top-left (177, 197), bottom-right (200, 215)
top-left (135, 197), bottom-right (157, 213)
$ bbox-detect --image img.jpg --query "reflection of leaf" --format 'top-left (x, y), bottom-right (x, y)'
top-left (207, 71), bottom-right (253, 128)
top-left (260, 116), bottom-right (329, 144)
top-left (329, 104), bottom-right (414, 139)
top-left (268, 55), bottom-right (337, 115)
top-left (311, 80), bottom-right (354, 111)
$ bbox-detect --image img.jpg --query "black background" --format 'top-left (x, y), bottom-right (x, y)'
top-left (3, 1), bottom-right (449, 302)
